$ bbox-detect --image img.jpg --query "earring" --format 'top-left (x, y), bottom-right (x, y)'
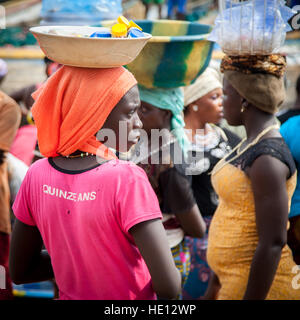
top-left (192, 105), bottom-right (198, 112)
top-left (241, 101), bottom-right (248, 113)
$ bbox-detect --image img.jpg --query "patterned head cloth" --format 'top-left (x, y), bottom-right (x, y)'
top-left (221, 54), bottom-right (287, 114)
top-left (183, 67), bottom-right (222, 107)
top-left (138, 85), bottom-right (191, 158)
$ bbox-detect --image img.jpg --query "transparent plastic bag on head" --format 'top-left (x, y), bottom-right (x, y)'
top-left (41, 0), bottom-right (122, 25)
top-left (208, 0), bottom-right (296, 55)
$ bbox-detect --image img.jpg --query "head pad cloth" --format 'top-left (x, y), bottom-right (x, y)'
top-left (221, 54), bottom-right (287, 114)
top-left (183, 67), bottom-right (222, 107)
top-left (138, 85), bottom-right (191, 157)
top-left (31, 66), bottom-right (137, 159)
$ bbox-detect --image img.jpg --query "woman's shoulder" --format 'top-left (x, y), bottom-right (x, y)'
top-left (105, 159), bottom-right (149, 182)
top-left (27, 158), bottom-right (50, 172)
top-left (254, 136), bottom-right (290, 152)
top-left (245, 137), bottom-right (296, 177)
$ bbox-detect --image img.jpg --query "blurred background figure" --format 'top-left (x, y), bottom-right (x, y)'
top-left (9, 57), bottom-right (61, 166)
top-left (167, 0), bottom-right (187, 20)
top-left (128, 85), bottom-right (207, 298)
top-left (277, 74), bottom-right (300, 124)
top-left (280, 115), bottom-right (300, 265)
top-left (0, 59), bottom-right (21, 300)
top-left (0, 59), bottom-right (28, 203)
top-left (141, 0), bottom-right (165, 19)
top-left (10, 57), bottom-right (60, 126)
top-left (182, 67), bottom-right (240, 299)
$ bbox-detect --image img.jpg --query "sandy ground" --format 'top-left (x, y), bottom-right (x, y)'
top-left (1, 59), bottom-right (46, 95)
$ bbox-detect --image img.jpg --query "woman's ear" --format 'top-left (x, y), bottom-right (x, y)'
top-left (241, 98), bottom-right (249, 113)
top-left (163, 109), bottom-right (172, 120)
top-left (161, 109), bottom-right (172, 128)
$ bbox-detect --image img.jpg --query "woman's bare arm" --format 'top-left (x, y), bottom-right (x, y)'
top-left (9, 219), bottom-right (54, 284)
top-left (243, 155), bottom-right (290, 299)
top-left (130, 218), bottom-right (182, 299)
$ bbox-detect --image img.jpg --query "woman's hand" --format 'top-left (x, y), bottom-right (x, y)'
top-left (202, 271), bottom-right (221, 300)
top-left (175, 204), bottom-right (206, 238)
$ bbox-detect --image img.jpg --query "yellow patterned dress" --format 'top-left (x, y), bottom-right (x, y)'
top-left (207, 139), bottom-right (300, 300)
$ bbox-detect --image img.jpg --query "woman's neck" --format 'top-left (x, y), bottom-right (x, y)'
top-left (243, 108), bottom-right (277, 142)
top-left (184, 111), bottom-right (206, 139)
top-left (293, 97), bottom-right (300, 110)
top-left (146, 123), bottom-right (171, 149)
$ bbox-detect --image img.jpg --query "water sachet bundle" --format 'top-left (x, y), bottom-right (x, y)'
top-left (208, 0), bottom-right (296, 55)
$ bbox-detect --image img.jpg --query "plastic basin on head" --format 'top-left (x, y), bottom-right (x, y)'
top-left (30, 25), bottom-right (152, 68)
top-left (124, 20), bottom-right (214, 88)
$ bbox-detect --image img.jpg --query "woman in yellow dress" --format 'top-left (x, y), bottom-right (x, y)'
top-left (205, 54), bottom-right (300, 300)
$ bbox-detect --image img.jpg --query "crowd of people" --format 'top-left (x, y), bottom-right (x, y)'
top-left (0, 11), bottom-right (300, 299)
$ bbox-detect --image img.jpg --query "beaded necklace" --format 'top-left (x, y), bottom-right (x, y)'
top-left (62, 152), bottom-right (96, 159)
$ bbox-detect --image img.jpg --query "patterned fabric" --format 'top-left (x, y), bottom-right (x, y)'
top-left (171, 238), bottom-right (191, 299)
top-left (186, 125), bottom-right (240, 217)
top-left (207, 163), bottom-right (300, 300)
top-left (133, 135), bottom-right (196, 248)
top-left (183, 217), bottom-right (212, 300)
top-left (220, 54), bottom-right (287, 78)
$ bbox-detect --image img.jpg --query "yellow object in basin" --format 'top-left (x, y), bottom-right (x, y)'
top-left (29, 25), bottom-right (152, 68)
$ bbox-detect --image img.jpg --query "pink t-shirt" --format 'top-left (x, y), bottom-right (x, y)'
top-left (13, 158), bottom-right (162, 300)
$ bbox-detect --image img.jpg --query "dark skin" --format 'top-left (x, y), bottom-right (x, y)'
top-left (293, 75), bottom-right (300, 110)
top-left (138, 101), bottom-right (206, 238)
top-left (9, 84), bottom-right (181, 299)
top-left (204, 78), bottom-right (290, 300)
top-left (184, 88), bottom-right (224, 138)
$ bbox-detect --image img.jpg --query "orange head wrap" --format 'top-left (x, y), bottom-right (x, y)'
top-left (31, 66), bottom-right (137, 159)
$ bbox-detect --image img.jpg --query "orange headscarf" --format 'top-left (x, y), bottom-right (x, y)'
top-left (31, 66), bottom-right (137, 159)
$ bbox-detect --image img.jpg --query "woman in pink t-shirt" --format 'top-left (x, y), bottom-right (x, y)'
top-left (9, 66), bottom-right (181, 300)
